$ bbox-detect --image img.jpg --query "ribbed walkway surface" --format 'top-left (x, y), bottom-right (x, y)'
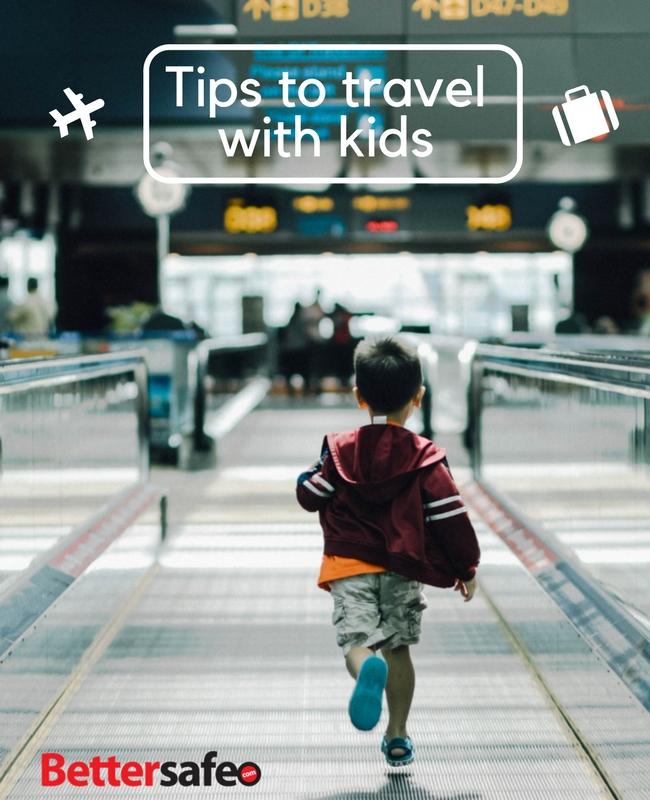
top-left (2, 404), bottom-right (610, 799)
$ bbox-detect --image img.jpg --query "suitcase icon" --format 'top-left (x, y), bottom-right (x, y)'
top-left (553, 85), bottom-right (620, 146)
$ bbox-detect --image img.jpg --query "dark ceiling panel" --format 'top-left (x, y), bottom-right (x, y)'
top-left (0, 0), bottom-right (223, 125)
top-left (574, 0), bottom-right (650, 33)
top-left (575, 36), bottom-right (650, 101)
top-left (409, 36), bottom-right (576, 98)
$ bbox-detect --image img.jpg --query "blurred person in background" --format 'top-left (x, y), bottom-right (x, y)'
top-left (281, 301), bottom-right (310, 394)
top-left (330, 301), bottom-right (356, 387)
top-left (302, 289), bottom-right (326, 393)
top-left (8, 277), bottom-right (53, 337)
top-left (634, 295), bottom-right (650, 335)
top-left (141, 305), bottom-right (186, 332)
top-left (0, 275), bottom-right (13, 333)
top-left (302, 288), bottom-right (325, 344)
top-left (593, 316), bottom-right (620, 335)
top-left (632, 269), bottom-right (650, 335)
top-left (555, 310), bottom-right (590, 334)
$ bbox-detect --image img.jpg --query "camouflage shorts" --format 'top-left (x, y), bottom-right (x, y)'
top-left (329, 572), bottom-right (428, 656)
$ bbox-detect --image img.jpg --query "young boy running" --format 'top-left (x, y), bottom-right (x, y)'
top-left (296, 337), bottom-right (480, 767)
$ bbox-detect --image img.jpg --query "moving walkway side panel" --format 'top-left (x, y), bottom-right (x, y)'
top-left (464, 346), bottom-right (650, 791)
top-left (471, 513), bottom-right (650, 800)
top-left (0, 353), bottom-right (165, 769)
top-left (0, 483), bottom-right (162, 661)
top-left (465, 480), bottom-right (650, 706)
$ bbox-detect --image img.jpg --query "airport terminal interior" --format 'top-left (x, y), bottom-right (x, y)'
top-left (1, 1), bottom-right (650, 798)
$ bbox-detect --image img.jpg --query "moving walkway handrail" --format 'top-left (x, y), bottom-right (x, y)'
top-left (191, 333), bottom-right (269, 452)
top-left (475, 343), bottom-right (650, 376)
top-left (1, 351), bottom-right (151, 476)
top-left (0, 350), bottom-right (149, 372)
top-left (469, 345), bottom-right (650, 475)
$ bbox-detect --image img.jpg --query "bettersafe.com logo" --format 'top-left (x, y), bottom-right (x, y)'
top-left (41, 751), bottom-right (261, 788)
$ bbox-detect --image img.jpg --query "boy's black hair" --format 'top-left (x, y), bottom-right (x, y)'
top-left (353, 337), bottom-right (423, 413)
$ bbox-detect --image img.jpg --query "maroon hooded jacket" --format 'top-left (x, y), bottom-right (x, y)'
top-left (296, 424), bottom-right (480, 588)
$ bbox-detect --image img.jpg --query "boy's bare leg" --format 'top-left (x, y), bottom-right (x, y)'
top-left (381, 645), bottom-right (415, 755)
top-left (344, 645), bottom-right (374, 679)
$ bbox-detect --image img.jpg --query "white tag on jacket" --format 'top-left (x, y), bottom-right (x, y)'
top-left (372, 416), bottom-right (388, 425)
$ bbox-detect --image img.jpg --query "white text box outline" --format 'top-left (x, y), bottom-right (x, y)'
top-left (143, 44), bottom-right (524, 185)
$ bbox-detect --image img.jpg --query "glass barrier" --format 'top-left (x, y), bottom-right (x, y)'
top-left (422, 332), bottom-right (650, 439)
top-left (80, 332), bottom-right (268, 465)
top-left (473, 347), bottom-right (650, 622)
top-left (0, 354), bottom-right (148, 590)
top-left (417, 335), bottom-right (477, 436)
top-left (82, 333), bottom-right (197, 456)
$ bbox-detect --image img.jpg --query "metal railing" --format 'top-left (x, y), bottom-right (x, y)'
top-left (469, 345), bottom-right (650, 473)
top-left (0, 352), bottom-right (163, 660)
top-left (414, 335), bottom-right (478, 438)
top-left (467, 344), bottom-right (650, 708)
top-left (419, 333), bottom-right (650, 443)
top-left (73, 333), bottom-right (269, 465)
top-left (190, 333), bottom-right (269, 454)
top-left (0, 351), bottom-right (150, 475)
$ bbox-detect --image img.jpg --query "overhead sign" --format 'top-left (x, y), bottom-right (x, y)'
top-left (237, 0), bottom-right (406, 37)
top-left (411, 0), bottom-right (569, 19)
top-left (365, 219), bottom-right (400, 233)
top-left (466, 204), bottom-right (512, 231)
top-left (408, 0), bottom-right (574, 33)
top-left (224, 198), bottom-right (278, 233)
top-left (352, 195), bottom-right (411, 213)
top-left (293, 195), bottom-right (335, 213)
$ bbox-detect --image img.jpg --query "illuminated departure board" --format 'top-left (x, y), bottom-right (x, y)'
top-left (237, 0), bottom-right (405, 37)
top-left (408, 0), bottom-right (574, 33)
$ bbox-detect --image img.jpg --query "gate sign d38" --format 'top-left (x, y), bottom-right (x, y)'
top-left (237, 0), bottom-right (406, 37)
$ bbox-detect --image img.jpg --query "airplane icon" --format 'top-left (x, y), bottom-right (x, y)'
top-left (50, 87), bottom-right (105, 140)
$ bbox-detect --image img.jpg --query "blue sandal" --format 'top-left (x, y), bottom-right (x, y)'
top-left (348, 655), bottom-right (388, 731)
top-left (381, 736), bottom-right (415, 767)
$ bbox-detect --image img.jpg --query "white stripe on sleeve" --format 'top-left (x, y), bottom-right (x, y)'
top-left (303, 480), bottom-right (330, 498)
top-left (423, 495), bottom-right (461, 510)
top-left (313, 474), bottom-right (335, 492)
top-left (425, 506), bottom-right (467, 522)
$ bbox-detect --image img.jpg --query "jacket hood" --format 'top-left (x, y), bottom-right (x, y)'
top-left (326, 425), bottom-right (445, 502)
